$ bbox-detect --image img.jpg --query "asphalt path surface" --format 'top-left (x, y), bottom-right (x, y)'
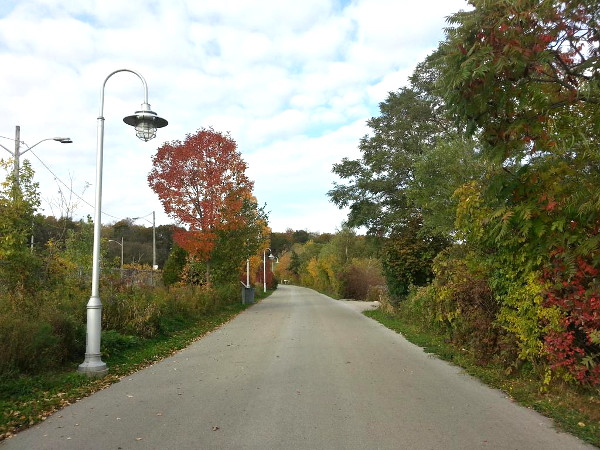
top-left (1, 285), bottom-right (594, 449)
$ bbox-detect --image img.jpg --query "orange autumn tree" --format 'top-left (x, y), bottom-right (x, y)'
top-left (148, 127), bottom-right (255, 283)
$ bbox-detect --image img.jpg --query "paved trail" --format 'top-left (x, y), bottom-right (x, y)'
top-left (1, 285), bottom-right (593, 449)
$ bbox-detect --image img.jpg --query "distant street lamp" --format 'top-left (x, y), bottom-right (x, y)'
top-left (132, 211), bottom-right (156, 270)
top-left (132, 211), bottom-right (156, 286)
top-left (78, 69), bottom-right (167, 377)
top-left (0, 125), bottom-right (72, 186)
top-left (0, 126), bottom-right (72, 250)
top-left (108, 237), bottom-right (124, 270)
top-left (263, 248), bottom-right (274, 293)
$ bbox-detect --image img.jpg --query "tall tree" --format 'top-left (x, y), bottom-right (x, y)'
top-left (148, 127), bottom-right (259, 283)
top-left (328, 83), bottom-right (445, 235)
top-left (328, 51), bottom-right (481, 237)
top-left (439, 0), bottom-right (599, 163)
top-left (328, 56), bottom-right (475, 299)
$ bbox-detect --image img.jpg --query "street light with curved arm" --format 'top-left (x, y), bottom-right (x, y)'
top-left (131, 211), bottom-right (157, 286)
top-left (131, 211), bottom-right (156, 271)
top-left (108, 237), bottom-right (124, 270)
top-left (78, 69), bottom-right (167, 377)
top-left (0, 125), bottom-right (72, 186)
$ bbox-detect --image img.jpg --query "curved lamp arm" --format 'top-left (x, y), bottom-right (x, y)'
top-left (100, 69), bottom-right (167, 142)
top-left (99, 69), bottom-right (148, 117)
top-left (0, 136), bottom-right (71, 156)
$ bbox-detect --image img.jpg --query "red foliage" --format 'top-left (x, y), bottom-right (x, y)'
top-left (543, 254), bottom-right (600, 385)
top-left (148, 128), bottom-right (253, 260)
top-left (172, 229), bottom-right (216, 262)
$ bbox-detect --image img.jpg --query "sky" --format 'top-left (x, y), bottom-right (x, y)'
top-left (0, 0), bottom-right (469, 233)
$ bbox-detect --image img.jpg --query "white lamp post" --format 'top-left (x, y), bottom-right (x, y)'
top-left (78, 69), bottom-right (167, 377)
top-left (263, 248), bottom-right (274, 293)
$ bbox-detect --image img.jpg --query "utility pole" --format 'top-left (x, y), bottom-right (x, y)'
top-left (152, 211), bottom-right (156, 286)
top-left (14, 125), bottom-right (20, 185)
top-left (152, 211), bottom-right (156, 270)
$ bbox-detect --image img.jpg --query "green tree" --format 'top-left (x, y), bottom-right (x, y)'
top-left (292, 230), bottom-right (310, 245)
top-left (328, 56), bottom-right (468, 299)
top-left (209, 198), bottom-right (269, 285)
top-left (63, 216), bottom-right (98, 276)
top-left (408, 134), bottom-right (485, 236)
top-left (382, 216), bottom-right (449, 300)
top-left (288, 249), bottom-right (301, 276)
top-left (329, 84), bottom-right (444, 235)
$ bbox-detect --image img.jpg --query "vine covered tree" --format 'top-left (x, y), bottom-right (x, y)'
top-left (437, 0), bottom-right (600, 384)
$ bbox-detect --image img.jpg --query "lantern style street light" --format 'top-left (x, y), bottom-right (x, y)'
top-left (78, 69), bottom-right (167, 377)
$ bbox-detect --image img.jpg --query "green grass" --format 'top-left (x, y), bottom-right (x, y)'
top-left (365, 309), bottom-right (600, 448)
top-left (0, 290), bottom-right (274, 440)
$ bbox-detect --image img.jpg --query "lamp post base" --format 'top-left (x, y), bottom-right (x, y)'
top-left (78, 358), bottom-right (108, 377)
top-left (78, 295), bottom-right (107, 376)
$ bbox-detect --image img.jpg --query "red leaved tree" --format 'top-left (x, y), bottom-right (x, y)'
top-left (148, 127), bottom-right (254, 276)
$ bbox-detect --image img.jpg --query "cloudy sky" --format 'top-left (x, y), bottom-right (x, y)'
top-left (0, 0), bottom-right (468, 233)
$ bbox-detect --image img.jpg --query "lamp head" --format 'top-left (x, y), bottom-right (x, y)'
top-left (123, 102), bottom-right (168, 142)
top-left (54, 137), bottom-right (73, 144)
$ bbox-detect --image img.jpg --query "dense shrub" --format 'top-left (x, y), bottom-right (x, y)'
top-left (0, 278), bottom-right (241, 378)
top-left (339, 258), bottom-right (385, 300)
top-left (432, 248), bottom-right (517, 366)
top-left (398, 285), bottom-right (438, 330)
top-left (100, 330), bottom-right (142, 359)
top-left (0, 315), bottom-right (59, 374)
top-left (102, 283), bottom-right (161, 339)
top-left (162, 244), bottom-right (187, 287)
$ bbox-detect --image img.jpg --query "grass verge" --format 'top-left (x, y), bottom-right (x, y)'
top-left (365, 309), bottom-right (600, 448)
top-left (0, 290), bottom-right (274, 440)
